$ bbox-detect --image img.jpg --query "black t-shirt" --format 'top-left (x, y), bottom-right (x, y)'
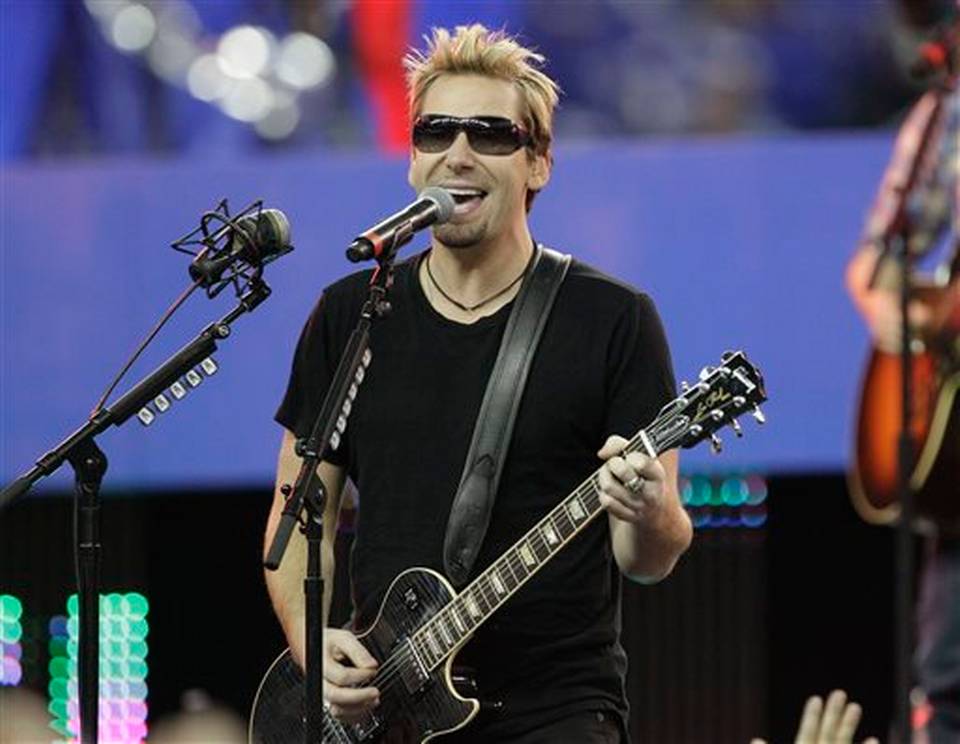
top-left (276, 248), bottom-right (676, 738)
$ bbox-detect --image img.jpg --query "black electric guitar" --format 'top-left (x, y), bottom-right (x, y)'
top-left (250, 351), bottom-right (767, 744)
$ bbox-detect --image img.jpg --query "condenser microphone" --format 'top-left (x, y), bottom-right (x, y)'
top-left (189, 208), bottom-right (292, 287)
top-left (346, 187), bottom-right (455, 263)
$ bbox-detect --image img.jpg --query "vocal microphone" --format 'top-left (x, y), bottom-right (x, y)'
top-left (346, 187), bottom-right (455, 263)
top-left (189, 208), bottom-right (292, 287)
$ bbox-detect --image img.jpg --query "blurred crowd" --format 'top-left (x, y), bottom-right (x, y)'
top-left (0, 686), bottom-right (247, 744)
top-left (2, 0), bottom-right (958, 162)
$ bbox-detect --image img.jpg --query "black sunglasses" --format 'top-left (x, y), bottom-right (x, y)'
top-left (412, 115), bottom-right (533, 156)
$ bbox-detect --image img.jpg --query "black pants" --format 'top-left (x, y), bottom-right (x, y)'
top-left (916, 536), bottom-right (960, 743)
top-left (442, 709), bottom-right (622, 743)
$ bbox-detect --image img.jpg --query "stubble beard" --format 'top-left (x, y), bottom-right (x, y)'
top-left (433, 220), bottom-right (488, 249)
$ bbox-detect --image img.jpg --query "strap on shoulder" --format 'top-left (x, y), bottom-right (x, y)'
top-left (443, 245), bottom-right (571, 587)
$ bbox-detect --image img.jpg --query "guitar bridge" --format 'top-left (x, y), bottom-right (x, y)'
top-left (352, 711), bottom-right (384, 741)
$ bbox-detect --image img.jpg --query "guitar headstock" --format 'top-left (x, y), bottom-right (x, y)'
top-left (647, 350), bottom-right (767, 455)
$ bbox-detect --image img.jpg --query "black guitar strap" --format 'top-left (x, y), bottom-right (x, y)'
top-left (443, 244), bottom-right (571, 587)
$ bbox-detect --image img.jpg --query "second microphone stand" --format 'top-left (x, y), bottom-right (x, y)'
top-left (869, 73), bottom-right (955, 742)
top-left (264, 249), bottom-right (399, 744)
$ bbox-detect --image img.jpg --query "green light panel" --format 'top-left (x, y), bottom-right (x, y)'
top-left (680, 473), bottom-right (768, 529)
top-left (1, 594), bottom-right (24, 686)
top-left (48, 592), bottom-right (149, 743)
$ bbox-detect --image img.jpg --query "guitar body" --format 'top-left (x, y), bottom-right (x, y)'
top-left (249, 568), bottom-right (479, 744)
top-left (850, 347), bottom-right (960, 528)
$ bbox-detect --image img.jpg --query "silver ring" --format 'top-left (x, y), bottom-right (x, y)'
top-left (624, 475), bottom-right (644, 494)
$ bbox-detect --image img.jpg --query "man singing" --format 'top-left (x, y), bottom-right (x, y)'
top-left (265, 24), bottom-right (691, 743)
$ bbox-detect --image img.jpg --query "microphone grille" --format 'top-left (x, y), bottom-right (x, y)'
top-left (236, 208), bottom-right (291, 256)
top-left (419, 187), bottom-right (456, 224)
top-left (256, 208), bottom-right (292, 248)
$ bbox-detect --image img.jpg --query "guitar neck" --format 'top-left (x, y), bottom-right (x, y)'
top-left (407, 354), bottom-right (762, 673)
top-left (410, 429), bottom-right (661, 672)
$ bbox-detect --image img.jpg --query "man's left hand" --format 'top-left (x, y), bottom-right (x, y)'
top-left (596, 435), bottom-right (666, 524)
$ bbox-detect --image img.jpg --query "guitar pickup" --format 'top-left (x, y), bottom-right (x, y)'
top-left (401, 637), bottom-right (431, 693)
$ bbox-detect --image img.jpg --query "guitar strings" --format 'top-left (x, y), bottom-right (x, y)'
top-left (325, 422), bottom-right (689, 736)
top-left (334, 480), bottom-right (611, 709)
top-left (323, 370), bottom-right (754, 736)
top-left (327, 512), bottom-right (601, 738)
top-left (338, 430), bottom-right (659, 689)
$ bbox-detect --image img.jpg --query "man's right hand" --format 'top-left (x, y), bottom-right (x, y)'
top-left (859, 290), bottom-right (934, 355)
top-left (846, 248), bottom-right (938, 355)
top-left (323, 628), bottom-right (380, 723)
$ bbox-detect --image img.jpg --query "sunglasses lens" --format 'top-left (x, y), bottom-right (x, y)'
top-left (413, 121), bottom-right (457, 153)
top-left (413, 117), bottom-right (528, 155)
top-left (468, 126), bottom-right (522, 155)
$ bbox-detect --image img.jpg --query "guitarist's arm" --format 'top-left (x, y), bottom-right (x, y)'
top-left (596, 441), bottom-right (692, 583)
top-left (263, 429), bottom-right (380, 722)
top-left (846, 246), bottom-right (938, 354)
top-left (263, 428), bottom-right (346, 667)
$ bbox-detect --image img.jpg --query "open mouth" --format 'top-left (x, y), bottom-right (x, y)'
top-left (445, 188), bottom-right (488, 214)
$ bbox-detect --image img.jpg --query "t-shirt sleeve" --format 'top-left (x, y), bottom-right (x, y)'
top-left (603, 292), bottom-right (677, 442)
top-left (275, 290), bottom-right (351, 466)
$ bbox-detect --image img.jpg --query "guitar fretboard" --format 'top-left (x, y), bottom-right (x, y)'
top-left (409, 427), bottom-right (667, 672)
top-left (406, 357), bottom-right (760, 673)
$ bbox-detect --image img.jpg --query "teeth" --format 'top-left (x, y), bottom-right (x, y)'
top-left (446, 188), bottom-right (485, 197)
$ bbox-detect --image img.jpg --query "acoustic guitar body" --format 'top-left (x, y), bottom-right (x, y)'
top-left (850, 348), bottom-right (960, 528)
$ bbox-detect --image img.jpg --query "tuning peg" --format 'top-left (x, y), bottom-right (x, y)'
top-left (721, 350), bottom-right (736, 361)
top-left (730, 419), bottom-right (743, 437)
top-left (680, 380), bottom-right (690, 392)
top-left (752, 406), bottom-right (766, 424)
top-left (710, 409), bottom-right (724, 421)
top-left (698, 366), bottom-right (715, 381)
top-left (710, 433), bottom-right (723, 453)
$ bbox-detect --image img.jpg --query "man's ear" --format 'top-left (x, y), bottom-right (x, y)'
top-left (527, 151), bottom-right (551, 192)
top-left (407, 148), bottom-right (417, 188)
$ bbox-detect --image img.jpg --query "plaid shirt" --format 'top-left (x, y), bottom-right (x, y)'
top-left (861, 81), bottom-right (959, 273)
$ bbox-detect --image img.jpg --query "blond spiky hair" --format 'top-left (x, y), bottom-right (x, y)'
top-left (404, 24), bottom-right (560, 158)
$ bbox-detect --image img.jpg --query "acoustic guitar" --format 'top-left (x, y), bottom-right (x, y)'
top-left (849, 281), bottom-right (960, 529)
top-left (249, 351), bottom-right (767, 744)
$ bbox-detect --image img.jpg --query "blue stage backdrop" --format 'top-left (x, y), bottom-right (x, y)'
top-left (1, 132), bottom-right (889, 491)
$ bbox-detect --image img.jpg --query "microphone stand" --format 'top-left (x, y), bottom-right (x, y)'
top-left (264, 235), bottom-right (404, 744)
top-left (869, 75), bottom-right (953, 742)
top-left (893, 228), bottom-right (917, 744)
top-left (1, 278), bottom-right (272, 744)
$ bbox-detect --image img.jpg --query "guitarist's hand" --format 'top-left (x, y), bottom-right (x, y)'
top-left (596, 435), bottom-right (665, 523)
top-left (846, 247), bottom-right (937, 354)
top-left (859, 290), bottom-right (933, 355)
top-left (324, 628), bottom-right (380, 723)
